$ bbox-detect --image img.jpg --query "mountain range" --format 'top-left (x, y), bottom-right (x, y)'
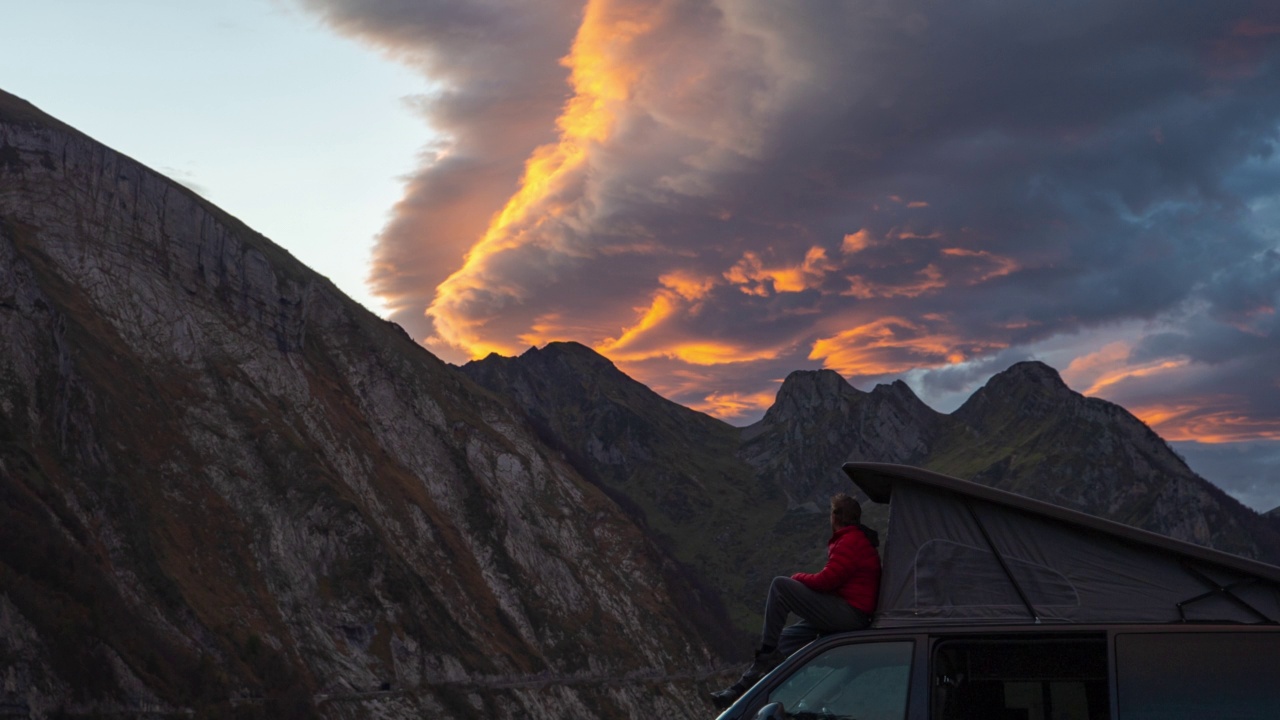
top-left (3, 88), bottom-right (1278, 718)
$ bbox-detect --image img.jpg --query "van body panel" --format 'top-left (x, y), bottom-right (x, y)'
top-left (714, 624), bottom-right (1280, 720)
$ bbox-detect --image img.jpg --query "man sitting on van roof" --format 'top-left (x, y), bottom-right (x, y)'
top-left (711, 493), bottom-right (882, 708)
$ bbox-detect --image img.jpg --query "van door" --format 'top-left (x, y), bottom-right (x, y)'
top-left (931, 635), bottom-right (1110, 720)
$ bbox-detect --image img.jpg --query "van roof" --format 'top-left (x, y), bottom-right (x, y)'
top-left (843, 462), bottom-right (1280, 627)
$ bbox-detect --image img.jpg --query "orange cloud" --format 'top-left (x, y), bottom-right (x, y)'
top-left (595, 287), bottom-right (785, 366)
top-left (1131, 402), bottom-right (1280, 443)
top-left (659, 269), bottom-right (719, 301)
top-left (724, 246), bottom-right (836, 296)
top-left (839, 246), bottom-right (1018, 299)
top-left (894, 230), bottom-right (943, 240)
top-left (598, 290), bottom-right (681, 354)
top-left (808, 317), bottom-right (1006, 377)
top-left (940, 247), bottom-right (1020, 282)
top-left (687, 389), bottom-right (780, 421)
top-left (1061, 342), bottom-right (1132, 391)
top-left (1079, 357), bottom-right (1190, 397)
top-left (841, 229), bottom-right (872, 254)
top-left (426, 0), bottom-right (652, 358)
top-left (843, 264), bottom-right (945, 299)
top-left (518, 313), bottom-right (616, 349)
top-left (1061, 346), bottom-right (1280, 442)
top-left (664, 342), bottom-right (783, 366)
top-left (605, 333), bottom-right (783, 367)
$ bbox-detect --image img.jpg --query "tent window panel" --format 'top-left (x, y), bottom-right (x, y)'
top-left (933, 636), bottom-right (1109, 720)
top-left (1115, 633), bottom-right (1280, 720)
top-left (915, 540), bottom-right (1079, 608)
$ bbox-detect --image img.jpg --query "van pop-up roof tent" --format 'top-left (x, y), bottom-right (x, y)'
top-left (845, 462), bottom-right (1280, 628)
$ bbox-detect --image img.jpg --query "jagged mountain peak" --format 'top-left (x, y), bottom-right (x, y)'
top-left (994, 360), bottom-right (1070, 391)
top-left (522, 340), bottom-right (624, 373)
top-left (1, 89), bottom-right (74, 133)
top-left (869, 378), bottom-right (927, 407)
top-left (465, 341), bottom-right (705, 428)
top-left (760, 369), bottom-right (865, 424)
top-left (952, 360), bottom-right (1075, 430)
top-left (532, 339), bottom-right (603, 357)
top-left (467, 341), bottom-right (627, 384)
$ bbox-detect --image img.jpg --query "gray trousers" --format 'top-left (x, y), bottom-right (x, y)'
top-left (763, 577), bottom-right (870, 654)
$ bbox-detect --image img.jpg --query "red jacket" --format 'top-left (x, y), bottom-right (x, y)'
top-left (791, 524), bottom-right (881, 614)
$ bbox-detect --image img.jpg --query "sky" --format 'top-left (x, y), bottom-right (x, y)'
top-left (5, 1), bottom-right (1280, 511)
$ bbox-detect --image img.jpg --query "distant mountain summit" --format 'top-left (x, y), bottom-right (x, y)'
top-left (939, 361), bottom-right (1277, 557)
top-left (740, 370), bottom-right (943, 510)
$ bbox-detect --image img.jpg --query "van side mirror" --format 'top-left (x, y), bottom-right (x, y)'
top-left (755, 702), bottom-right (785, 719)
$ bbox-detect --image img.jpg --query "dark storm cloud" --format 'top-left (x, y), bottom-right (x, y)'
top-left (299, 0), bottom-right (1280, 440)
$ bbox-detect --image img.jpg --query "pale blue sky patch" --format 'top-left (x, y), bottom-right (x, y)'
top-left (2, 0), bottom-right (429, 314)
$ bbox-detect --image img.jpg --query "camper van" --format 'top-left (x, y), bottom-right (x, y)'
top-left (714, 463), bottom-right (1280, 720)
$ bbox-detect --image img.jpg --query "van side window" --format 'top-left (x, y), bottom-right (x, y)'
top-left (1115, 632), bottom-right (1280, 719)
top-left (932, 636), bottom-right (1109, 720)
top-left (766, 641), bottom-right (912, 720)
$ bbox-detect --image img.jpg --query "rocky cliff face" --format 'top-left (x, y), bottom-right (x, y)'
top-left (0, 90), bottom-right (726, 719)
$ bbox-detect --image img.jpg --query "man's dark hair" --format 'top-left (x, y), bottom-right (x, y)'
top-left (830, 493), bottom-right (862, 527)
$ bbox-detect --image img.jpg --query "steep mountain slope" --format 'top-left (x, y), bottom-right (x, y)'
top-left (0, 90), bottom-right (726, 718)
top-left (461, 344), bottom-right (795, 638)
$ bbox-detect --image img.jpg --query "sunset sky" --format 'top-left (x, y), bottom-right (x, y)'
top-left (6, 1), bottom-right (1280, 509)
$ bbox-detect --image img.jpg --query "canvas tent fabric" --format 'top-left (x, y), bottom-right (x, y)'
top-left (844, 463), bottom-right (1280, 628)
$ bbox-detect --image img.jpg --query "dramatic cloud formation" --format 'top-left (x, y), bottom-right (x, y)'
top-left (299, 0), bottom-right (1280, 503)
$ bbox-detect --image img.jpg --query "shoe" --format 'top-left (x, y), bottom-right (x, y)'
top-left (709, 649), bottom-right (785, 709)
top-left (710, 678), bottom-right (754, 709)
